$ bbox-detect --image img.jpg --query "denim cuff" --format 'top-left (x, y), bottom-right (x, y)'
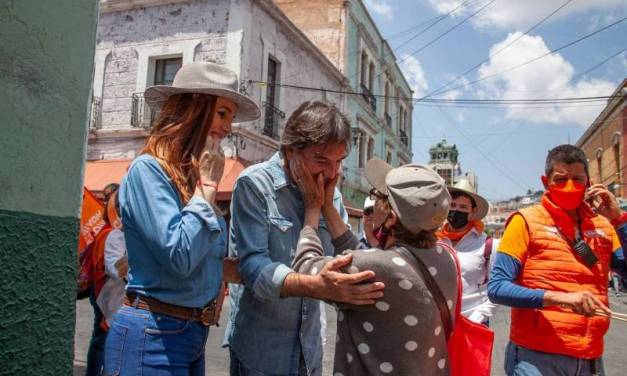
top-left (185, 196), bottom-right (221, 234)
top-left (252, 262), bottom-right (294, 301)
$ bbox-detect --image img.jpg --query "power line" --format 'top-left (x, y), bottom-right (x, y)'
top-left (427, 16), bottom-right (627, 100)
top-left (281, 0), bottom-right (477, 85)
top-left (396, 0), bottom-right (497, 66)
top-left (342, 0), bottom-right (481, 88)
top-left (248, 80), bottom-right (624, 104)
top-left (386, 14), bottom-right (454, 41)
top-left (423, 0), bottom-right (574, 100)
top-left (392, 0), bottom-right (479, 52)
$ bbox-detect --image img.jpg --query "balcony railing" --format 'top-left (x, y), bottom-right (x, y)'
top-left (89, 96), bottom-right (102, 131)
top-left (262, 101), bottom-right (285, 140)
top-left (360, 84), bottom-right (376, 113)
top-left (384, 113), bottom-right (392, 128)
top-left (399, 129), bottom-right (409, 147)
top-left (131, 92), bottom-right (155, 129)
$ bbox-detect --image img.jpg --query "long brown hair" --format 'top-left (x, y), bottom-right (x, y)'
top-left (142, 93), bottom-right (217, 203)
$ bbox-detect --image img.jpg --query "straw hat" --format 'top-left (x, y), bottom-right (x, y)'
top-left (448, 179), bottom-right (489, 219)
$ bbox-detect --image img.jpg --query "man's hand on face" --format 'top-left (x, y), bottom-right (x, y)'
top-left (290, 157), bottom-right (324, 211)
top-left (312, 254), bottom-right (385, 305)
top-left (586, 183), bottom-right (622, 220)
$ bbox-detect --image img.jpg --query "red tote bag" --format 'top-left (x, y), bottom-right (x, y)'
top-left (444, 242), bottom-right (495, 376)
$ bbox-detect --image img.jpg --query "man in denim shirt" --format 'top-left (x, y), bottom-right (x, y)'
top-left (226, 102), bottom-right (385, 375)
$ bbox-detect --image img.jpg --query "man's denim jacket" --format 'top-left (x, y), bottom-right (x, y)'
top-left (225, 153), bottom-right (347, 375)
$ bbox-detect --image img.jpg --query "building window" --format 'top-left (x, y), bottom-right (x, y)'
top-left (154, 57), bottom-right (182, 86)
top-left (386, 150), bottom-right (392, 164)
top-left (360, 51), bottom-right (368, 88)
top-left (384, 80), bottom-right (390, 114)
top-left (367, 137), bottom-right (375, 160)
top-left (368, 62), bottom-right (375, 91)
top-left (384, 80), bottom-right (392, 128)
top-left (596, 148), bottom-right (603, 183)
top-left (355, 130), bottom-right (367, 169)
top-left (263, 56), bottom-right (283, 139)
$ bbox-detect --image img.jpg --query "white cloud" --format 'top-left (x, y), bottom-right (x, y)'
top-left (477, 33), bottom-right (617, 126)
top-left (399, 54), bottom-right (429, 97)
top-left (426, 0), bottom-right (626, 30)
top-left (364, 0), bottom-right (394, 20)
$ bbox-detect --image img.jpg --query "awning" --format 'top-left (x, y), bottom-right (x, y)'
top-left (216, 158), bottom-right (250, 201)
top-left (84, 159), bottom-right (132, 192)
top-left (343, 197), bottom-right (363, 218)
top-left (84, 158), bottom-right (249, 201)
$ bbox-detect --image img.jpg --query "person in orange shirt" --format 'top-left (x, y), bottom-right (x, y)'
top-left (488, 144), bottom-right (625, 376)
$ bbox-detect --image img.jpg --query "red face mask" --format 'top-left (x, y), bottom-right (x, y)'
top-left (548, 179), bottom-right (586, 210)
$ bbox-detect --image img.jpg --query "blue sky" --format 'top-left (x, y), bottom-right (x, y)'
top-left (363, 0), bottom-right (627, 201)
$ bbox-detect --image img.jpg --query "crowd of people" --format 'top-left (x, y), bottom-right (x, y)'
top-left (79, 62), bottom-right (627, 376)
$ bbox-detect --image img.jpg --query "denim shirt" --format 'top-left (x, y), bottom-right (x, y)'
top-left (226, 152), bottom-right (347, 375)
top-left (119, 154), bottom-right (224, 308)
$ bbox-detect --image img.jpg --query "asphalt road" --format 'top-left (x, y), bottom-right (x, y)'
top-left (74, 294), bottom-right (627, 375)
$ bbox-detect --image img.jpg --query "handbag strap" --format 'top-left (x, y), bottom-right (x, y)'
top-left (482, 237), bottom-right (493, 284)
top-left (396, 246), bottom-right (453, 339)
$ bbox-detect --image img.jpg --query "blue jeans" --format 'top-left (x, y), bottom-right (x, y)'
top-left (505, 342), bottom-right (605, 376)
top-left (103, 305), bottom-right (209, 376)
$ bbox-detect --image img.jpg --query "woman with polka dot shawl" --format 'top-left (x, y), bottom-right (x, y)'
top-left (289, 157), bottom-right (459, 375)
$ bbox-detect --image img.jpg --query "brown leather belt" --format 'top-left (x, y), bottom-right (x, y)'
top-left (124, 293), bottom-right (219, 327)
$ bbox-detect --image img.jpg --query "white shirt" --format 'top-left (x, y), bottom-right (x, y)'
top-left (97, 228), bottom-right (127, 320)
top-left (440, 228), bottom-right (499, 324)
top-left (104, 228), bottom-right (126, 279)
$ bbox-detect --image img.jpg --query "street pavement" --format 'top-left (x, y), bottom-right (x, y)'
top-left (74, 294), bottom-right (627, 375)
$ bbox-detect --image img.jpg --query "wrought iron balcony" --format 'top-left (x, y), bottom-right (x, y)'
top-left (384, 113), bottom-right (392, 128)
top-left (399, 129), bottom-right (409, 147)
top-left (89, 96), bottom-right (102, 131)
top-left (360, 84), bottom-right (376, 113)
top-left (131, 92), bottom-right (155, 129)
top-left (262, 101), bottom-right (285, 140)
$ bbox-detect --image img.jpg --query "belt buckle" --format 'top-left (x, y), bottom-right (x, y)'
top-left (200, 301), bottom-right (216, 326)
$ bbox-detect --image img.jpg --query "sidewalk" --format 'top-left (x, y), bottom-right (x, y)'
top-left (74, 294), bottom-right (627, 375)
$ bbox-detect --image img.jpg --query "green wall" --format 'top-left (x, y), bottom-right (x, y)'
top-left (0, 1), bottom-right (99, 374)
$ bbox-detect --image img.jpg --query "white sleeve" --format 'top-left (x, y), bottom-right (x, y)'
top-left (468, 238), bottom-right (501, 323)
top-left (104, 230), bottom-right (127, 279)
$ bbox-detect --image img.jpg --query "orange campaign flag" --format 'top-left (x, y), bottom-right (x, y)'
top-left (79, 187), bottom-right (107, 254)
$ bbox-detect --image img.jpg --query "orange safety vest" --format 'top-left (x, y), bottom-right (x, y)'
top-left (508, 196), bottom-right (614, 359)
top-left (91, 226), bottom-right (112, 297)
top-left (508, 196), bottom-right (613, 359)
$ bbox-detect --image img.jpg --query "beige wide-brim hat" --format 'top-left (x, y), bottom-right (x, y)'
top-left (144, 62), bottom-right (261, 122)
top-left (365, 159), bottom-right (451, 234)
top-left (448, 179), bottom-right (489, 220)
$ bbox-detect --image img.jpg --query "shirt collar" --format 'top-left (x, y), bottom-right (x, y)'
top-left (268, 152), bottom-right (296, 190)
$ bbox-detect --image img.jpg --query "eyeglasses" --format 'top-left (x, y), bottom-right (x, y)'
top-left (363, 207), bottom-right (373, 216)
top-left (369, 188), bottom-right (387, 202)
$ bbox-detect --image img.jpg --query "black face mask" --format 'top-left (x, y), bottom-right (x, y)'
top-left (448, 210), bottom-right (470, 229)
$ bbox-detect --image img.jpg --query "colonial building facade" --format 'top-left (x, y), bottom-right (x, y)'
top-left (274, 0), bottom-right (414, 207)
top-left (88, 0), bottom-right (347, 165)
top-left (576, 79), bottom-right (627, 199)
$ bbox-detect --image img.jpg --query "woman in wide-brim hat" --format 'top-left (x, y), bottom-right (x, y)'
top-left (103, 62), bottom-right (260, 376)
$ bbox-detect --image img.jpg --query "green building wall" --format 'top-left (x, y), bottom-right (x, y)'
top-left (0, 1), bottom-right (99, 374)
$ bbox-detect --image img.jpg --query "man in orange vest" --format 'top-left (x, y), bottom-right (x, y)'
top-left (488, 144), bottom-right (625, 376)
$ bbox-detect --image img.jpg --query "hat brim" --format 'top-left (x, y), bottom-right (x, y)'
top-left (448, 186), bottom-right (489, 219)
top-left (365, 159), bottom-right (393, 196)
top-left (144, 86), bottom-right (261, 122)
